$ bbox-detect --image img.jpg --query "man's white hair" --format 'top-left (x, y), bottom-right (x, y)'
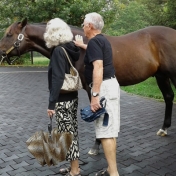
top-left (84, 12), bottom-right (104, 31)
top-left (44, 18), bottom-right (73, 48)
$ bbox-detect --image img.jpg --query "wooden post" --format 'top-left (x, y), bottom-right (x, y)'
top-left (30, 51), bottom-right (33, 64)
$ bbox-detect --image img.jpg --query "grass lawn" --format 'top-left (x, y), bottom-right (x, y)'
top-left (121, 77), bottom-right (176, 102)
top-left (24, 56), bottom-right (49, 66)
top-left (1, 56), bottom-right (49, 67)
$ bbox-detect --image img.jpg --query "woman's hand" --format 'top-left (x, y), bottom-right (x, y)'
top-left (47, 109), bottom-right (55, 118)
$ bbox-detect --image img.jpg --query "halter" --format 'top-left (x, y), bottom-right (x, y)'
top-left (0, 26), bottom-right (26, 65)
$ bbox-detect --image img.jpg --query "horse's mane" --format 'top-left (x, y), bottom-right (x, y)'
top-left (4, 20), bottom-right (83, 36)
top-left (69, 25), bottom-right (80, 29)
top-left (5, 26), bottom-right (11, 35)
top-left (69, 25), bottom-right (83, 31)
top-left (30, 22), bottom-right (47, 26)
top-left (29, 23), bottom-right (83, 32)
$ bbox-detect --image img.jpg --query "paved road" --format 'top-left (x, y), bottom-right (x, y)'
top-left (0, 66), bottom-right (176, 176)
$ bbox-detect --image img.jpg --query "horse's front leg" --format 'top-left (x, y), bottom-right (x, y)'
top-left (88, 138), bottom-right (101, 155)
top-left (155, 76), bottom-right (174, 136)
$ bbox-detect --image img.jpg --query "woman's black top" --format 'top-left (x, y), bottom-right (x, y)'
top-left (48, 42), bottom-right (80, 110)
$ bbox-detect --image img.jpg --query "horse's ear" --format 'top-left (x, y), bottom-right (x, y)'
top-left (20, 18), bottom-right (28, 28)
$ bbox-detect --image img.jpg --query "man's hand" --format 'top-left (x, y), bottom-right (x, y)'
top-left (75, 35), bottom-right (83, 42)
top-left (47, 109), bottom-right (55, 118)
top-left (73, 35), bottom-right (87, 49)
top-left (91, 96), bottom-right (102, 112)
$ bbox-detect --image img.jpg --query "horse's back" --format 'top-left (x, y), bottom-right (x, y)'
top-left (105, 26), bottom-right (176, 86)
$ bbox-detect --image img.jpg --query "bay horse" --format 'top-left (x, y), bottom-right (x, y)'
top-left (0, 18), bottom-right (176, 153)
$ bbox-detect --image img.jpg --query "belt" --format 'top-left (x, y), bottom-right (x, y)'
top-left (103, 75), bottom-right (116, 81)
top-left (89, 75), bottom-right (116, 88)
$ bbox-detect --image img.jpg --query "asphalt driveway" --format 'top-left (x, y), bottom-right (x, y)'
top-left (0, 66), bottom-right (176, 176)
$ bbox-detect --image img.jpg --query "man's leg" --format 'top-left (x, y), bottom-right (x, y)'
top-left (101, 138), bottom-right (119, 176)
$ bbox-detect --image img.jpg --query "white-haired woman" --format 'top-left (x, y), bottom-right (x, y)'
top-left (44, 18), bottom-right (81, 176)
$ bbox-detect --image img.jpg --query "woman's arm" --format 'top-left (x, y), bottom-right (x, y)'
top-left (48, 47), bottom-right (66, 110)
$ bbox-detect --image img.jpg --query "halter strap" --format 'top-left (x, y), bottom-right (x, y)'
top-left (0, 26), bottom-right (26, 65)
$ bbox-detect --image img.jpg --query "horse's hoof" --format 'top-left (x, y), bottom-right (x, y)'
top-left (88, 148), bottom-right (99, 155)
top-left (156, 129), bottom-right (167, 136)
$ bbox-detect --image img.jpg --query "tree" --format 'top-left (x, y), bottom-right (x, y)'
top-left (0, 0), bottom-right (117, 37)
top-left (141, 0), bottom-right (167, 26)
top-left (165, 0), bottom-right (176, 29)
top-left (106, 1), bottom-right (152, 36)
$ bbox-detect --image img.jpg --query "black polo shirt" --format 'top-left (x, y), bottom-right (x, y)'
top-left (84, 34), bottom-right (115, 85)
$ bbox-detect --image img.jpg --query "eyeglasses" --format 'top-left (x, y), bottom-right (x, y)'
top-left (81, 23), bottom-right (89, 28)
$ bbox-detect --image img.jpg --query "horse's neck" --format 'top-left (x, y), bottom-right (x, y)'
top-left (26, 24), bottom-right (51, 58)
top-left (70, 27), bottom-right (88, 44)
top-left (26, 24), bottom-right (46, 44)
top-left (25, 24), bottom-right (86, 59)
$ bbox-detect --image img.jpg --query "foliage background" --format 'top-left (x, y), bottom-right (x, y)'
top-left (0, 0), bottom-right (176, 38)
top-left (0, 0), bottom-right (176, 67)
top-left (0, 0), bottom-right (176, 100)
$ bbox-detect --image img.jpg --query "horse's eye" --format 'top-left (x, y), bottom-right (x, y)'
top-left (6, 33), bottom-right (12, 37)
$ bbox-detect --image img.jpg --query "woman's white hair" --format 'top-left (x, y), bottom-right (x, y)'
top-left (44, 18), bottom-right (73, 48)
top-left (84, 12), bottom-right (104, 31)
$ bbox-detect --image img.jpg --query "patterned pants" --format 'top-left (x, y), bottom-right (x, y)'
top-left (55, 98), bottom-right (79, 161)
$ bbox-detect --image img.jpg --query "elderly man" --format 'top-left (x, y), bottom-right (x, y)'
top-left (74, 12), bottom-right (120, 176)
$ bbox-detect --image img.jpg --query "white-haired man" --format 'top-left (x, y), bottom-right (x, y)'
top-left (74, 12), bottom-right (120, 176)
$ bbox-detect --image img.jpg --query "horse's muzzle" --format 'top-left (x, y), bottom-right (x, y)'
top-left (0, 51), bottom-right (12, 65)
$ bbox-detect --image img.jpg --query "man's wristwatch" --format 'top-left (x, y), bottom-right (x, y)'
top-left (92, 92), bottom-right (99, 97)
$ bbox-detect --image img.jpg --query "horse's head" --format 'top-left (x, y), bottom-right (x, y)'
top-left (0, 18), bottom-right (28, 64)
top-left (0, 18), bottom-right (88, 66)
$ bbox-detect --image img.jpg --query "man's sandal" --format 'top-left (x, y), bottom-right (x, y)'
top-left (95, 169), bottom-right (110, 176)
top-left (65, 172), bottom-right (81, 176)
top-left (59, 167), bottom-right (71, 175)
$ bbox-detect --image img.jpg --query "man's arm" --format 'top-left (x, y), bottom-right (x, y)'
top-left (91, 60), bottom-right (103, 112)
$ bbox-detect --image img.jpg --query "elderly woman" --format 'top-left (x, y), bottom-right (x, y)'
top-left (44, 18), bottom-right (81, 176)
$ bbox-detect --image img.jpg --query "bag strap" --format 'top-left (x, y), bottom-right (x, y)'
top-left (48, 117), bottom-right (52, 137)
top-left (99, 97), bottom-right (109, 126)
top-left (100, 97), bottom-right (106, 108)
top-left (60, 47), bottom-right (74, 68)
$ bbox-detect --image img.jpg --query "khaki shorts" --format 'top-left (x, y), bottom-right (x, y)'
top-left (93, 77), bottom-right (120, 138)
